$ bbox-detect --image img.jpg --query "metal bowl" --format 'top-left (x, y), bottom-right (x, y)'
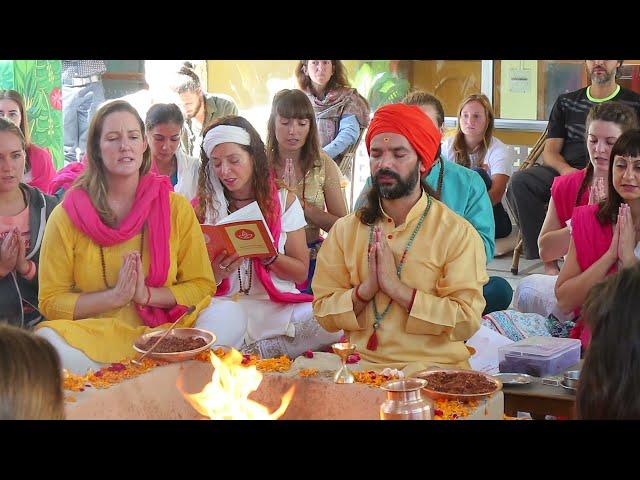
top-left (563, 370), bottom-right (580, 389)
top-left (133, 328), bottom-right (216, 363)
top-left (412, 369), bottom-right (502, 402)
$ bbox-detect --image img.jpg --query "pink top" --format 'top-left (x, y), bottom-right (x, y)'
top-left (550, 168), bottom-right (589, 227)
top-left (25, 144), bottom-right (55, 193)
top-left (0, 205), bottom-right (35, 281)
top-left (568, 204), bottom-right (617, 349)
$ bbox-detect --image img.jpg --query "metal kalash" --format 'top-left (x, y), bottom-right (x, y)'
top-left (379, 378), bottom-right (432, 420)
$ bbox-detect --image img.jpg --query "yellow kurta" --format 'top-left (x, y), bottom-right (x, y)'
top-left (312, 192), bottom-right (488, 375)
top-left (37, 192), bottom-right (216, 363)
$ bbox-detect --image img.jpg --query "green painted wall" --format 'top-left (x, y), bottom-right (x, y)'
top-left (0, 60), bottom-right (63, 169)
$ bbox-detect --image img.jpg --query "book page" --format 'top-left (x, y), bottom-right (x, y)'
top-left (216, 201), bottom-right (275, 244)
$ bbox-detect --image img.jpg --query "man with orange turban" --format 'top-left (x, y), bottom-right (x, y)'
top-left (312, 103), bottom-right (488, 374)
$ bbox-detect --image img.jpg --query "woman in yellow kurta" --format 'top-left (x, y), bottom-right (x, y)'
top-left (36, 100), bottom-right (215, 374)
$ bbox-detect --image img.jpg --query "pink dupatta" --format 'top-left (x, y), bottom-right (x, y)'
top-left (214, 173), bottom-right (313, 304)
top-left (63, 173), bottom-right (186, 327)
top-left (568, 204), bottom-right (616, 348)
top-left (550, 168), bottom-right (589, 227)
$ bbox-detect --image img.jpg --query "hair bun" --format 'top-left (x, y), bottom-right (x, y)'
top-left (182, 61), bottom-right (195, 71)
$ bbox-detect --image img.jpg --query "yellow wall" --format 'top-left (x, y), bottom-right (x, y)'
top-left (411, 61), bottom-right (482, 116)
top-left (206, 60), bottom-right (362, 109)
top-left (494, 130), bottom-right (542, 147)
top-left (205, 60), bottom-right (543, 149)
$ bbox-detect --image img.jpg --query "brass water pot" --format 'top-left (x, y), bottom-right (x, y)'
top-left (380, 378), bottom-right (432, 420)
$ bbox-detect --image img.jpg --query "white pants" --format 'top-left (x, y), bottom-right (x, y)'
top-left (195, 299), bottom-right (342, 358)
top-left (36, 327), bottom-right (106, 375)
top-left (513, 274), bottom-right (573, 321)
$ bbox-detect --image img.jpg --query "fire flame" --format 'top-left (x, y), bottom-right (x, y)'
top-left (181, 349), bottom-right (294, 420)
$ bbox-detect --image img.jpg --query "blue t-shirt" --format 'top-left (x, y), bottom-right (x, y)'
top-left (170, 170), bottom-right (178, 188)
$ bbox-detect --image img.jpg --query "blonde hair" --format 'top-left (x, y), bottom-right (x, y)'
top-left (73, 100), bottom-right (151, 227)
top-left (0, 324), bottom-right (65, 420)
top-left (451, 93), bottom-right (495, 168)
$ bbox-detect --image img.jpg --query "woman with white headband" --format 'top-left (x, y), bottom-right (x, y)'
top-left (194, 116), bottom-right (341, 358)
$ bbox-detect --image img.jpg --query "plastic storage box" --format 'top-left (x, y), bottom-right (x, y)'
top-left (498, 336), bottom-right (581, 377)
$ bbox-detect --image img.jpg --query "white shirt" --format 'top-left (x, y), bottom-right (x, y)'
top-left (442, 136), bottom-right (513, 178)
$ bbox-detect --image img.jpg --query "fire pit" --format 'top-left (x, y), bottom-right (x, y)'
top-left (65, 360), bottom-right (387, 420)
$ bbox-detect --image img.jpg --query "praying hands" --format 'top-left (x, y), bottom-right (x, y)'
top-left (616, 203), bottom-right (638, 269)
top-left (355, 226), bottom-right (415, 312)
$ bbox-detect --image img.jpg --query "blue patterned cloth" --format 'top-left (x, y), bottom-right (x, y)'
top-left (482, 310), bottom-right (575, 342)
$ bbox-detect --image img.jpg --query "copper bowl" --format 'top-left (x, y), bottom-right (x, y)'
top-left (133, 327), bottom-right (216, 363)
top-left (412, 369), bottom-right (502, 402)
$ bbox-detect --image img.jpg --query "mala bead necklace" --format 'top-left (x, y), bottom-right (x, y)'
top-left (238, 258), bottom-right (253, 295)
top-left (366, 195), bottom-right (432, 351)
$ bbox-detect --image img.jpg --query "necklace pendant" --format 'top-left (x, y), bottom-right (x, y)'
top-left (232, 293), bottom-right (241, 302)
top-left (366, 329), bottom-right (379, 351)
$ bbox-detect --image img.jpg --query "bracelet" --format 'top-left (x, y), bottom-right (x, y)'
top-left (408, 288), bottom-right (417, 312)
top-left (262, 253), bottom-right (279, 267)
top-left (354, 284), bottom-right (369, 303)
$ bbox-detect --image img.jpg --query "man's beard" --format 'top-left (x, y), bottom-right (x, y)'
top-left (186, 95), bottom-right (203, 120)
top-left (373, 161), bottom-right (420, 199)
top-left (590, 67), bottom-right (615, 85)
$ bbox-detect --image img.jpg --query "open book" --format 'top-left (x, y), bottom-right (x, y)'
top-left (201, 201), bottom-right (277, 261)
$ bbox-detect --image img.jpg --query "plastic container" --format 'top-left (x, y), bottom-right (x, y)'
top-left (498, 336), bottom-right (581, 377)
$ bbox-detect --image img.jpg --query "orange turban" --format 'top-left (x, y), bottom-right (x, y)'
top-left (365, 103), bottom-right (442, 174)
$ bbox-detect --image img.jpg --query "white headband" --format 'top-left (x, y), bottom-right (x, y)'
top-left (202, 125), bottom-right (251, 160)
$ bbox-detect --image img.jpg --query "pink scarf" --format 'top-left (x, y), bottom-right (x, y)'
top-left (550, 168), bottom-right (589, 227)
top-left (26, 144), bottom-right (56, 193)
top-left (214, 174), bottom-right (313, 304)
top-left (63, 173), bottom-right (183, 327)
top-left (568, 204), bottom-right (617, 349)
top-left (48, 161), bottom-right (86, 195)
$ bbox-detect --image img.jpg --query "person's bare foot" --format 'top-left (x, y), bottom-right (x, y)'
top-left (543, 261), bottom-right (560, 276)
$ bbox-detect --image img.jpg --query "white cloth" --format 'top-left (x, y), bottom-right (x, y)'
top-left (442, 136), bottom-right (513, 178)
top-left (513, 274), bottom-right (573, 321)
top-left (36, 327), bottom-right (105, 375)
top-left (202, 125), bottom-right (251, 159)
top-left (196, 189), bottom-right (309, 345)
top-left (174, 148), bottom-right (201, 201)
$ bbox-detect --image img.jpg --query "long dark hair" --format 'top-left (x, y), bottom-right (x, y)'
top-left (596, 129), bottom-right (640, 225)
top-left (197, 116), bottom-right (274, 224)
top-left (575, 102), bottom-right (638, 206)
top-left (577, 264), bottom-right (640, 419)
top-left (295, 60), bottom-right (351, 96)
top-left (266, 89), bottom-right (322, 185)
top-left (145, 103), bottom-right (184, 131)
